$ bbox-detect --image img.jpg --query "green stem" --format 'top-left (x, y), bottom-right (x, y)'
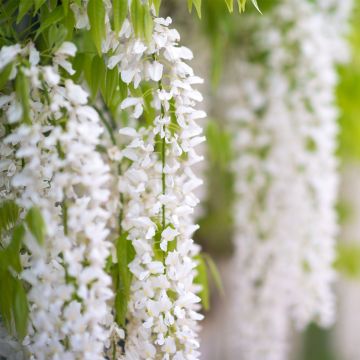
top-left (94, 105), bottom-right (116, 145)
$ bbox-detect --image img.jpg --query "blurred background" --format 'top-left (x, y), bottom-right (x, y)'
top-left (164, 0), bottom-right (360, 359)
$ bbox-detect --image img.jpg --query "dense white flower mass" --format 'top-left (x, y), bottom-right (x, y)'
top-left (221, 0), bottom-right (353, 359)
top-left (110, 17), bottom-right (206, 360)
top-left (1, 43), bottom-right (112, 359)
top-left (0, 2), bottom-right (207, 356)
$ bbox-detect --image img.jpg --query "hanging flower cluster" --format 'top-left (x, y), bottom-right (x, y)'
top-left (220, 0), bottom-right (353, 359)
top-left (0, 1), bottom-right (206, 359)
top-left (1, 42), bottom-right (113, 359)
top-left (113, 17), bottom-right (206, 359)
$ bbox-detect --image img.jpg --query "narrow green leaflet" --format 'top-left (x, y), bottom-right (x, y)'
top-left (15, 69), bottom-right (31, 124)
top-left (226, 0), bottom-right (234, 13)
top-left (34, 0), bottom-right (47, 13)
top-left (193, 0), bottom-right (202, 18)
top-left (0, 220), bottom-right (28, 340)
top-left (6, 225), bottom-right (25, 274)
top-left (17, 0), bottom-right (33, 24)
top-left (13, 280), bottom-right (29, 340)
top-left (130, 0), bottom-right (144, 38)
top-left (87, 0), bottom-right (106, 55)
top-left (151, 0), bottom-right (161, 16)
top-left (143, 2), bottom-right (153, 43)
top-left (114, 232), bottom-right (135, 326)
top-left (62, 0), bottom-right (69, 15)
top-left (187, 0), bottom-right (193, 12)
top-left (251, 0), bottom-right (261, 13)
top-left (103, 67), bottom-right (119, 107)
top-left (0, 271), bottom-right (14, 330)
top-left (35, 6), bottom-right (65, 40)
top-left (204, 253), bottom-right (224, 295)
top-left (113, 0), bottom-right (128, 33)
top-left (194, 254), bottom-right (209, 311)
top-left (0, 63), bottom-right (12, 91)
top-left (25, 207), bottom-right (46, 246)
top-left (0, 200), bottom-right (20, 237)
top-left (87, 55), bottom-right (105, 100)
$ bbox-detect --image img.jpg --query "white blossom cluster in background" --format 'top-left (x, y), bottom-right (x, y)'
top-left (0, 1), bottom-right (205, 359)
top-left (221, 0), bottom-right (353, 359)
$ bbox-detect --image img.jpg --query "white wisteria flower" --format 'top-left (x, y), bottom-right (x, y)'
top-left (1, 43), bottom-right (113, 360)
top-left (99, 14), bottom-right (206, 359)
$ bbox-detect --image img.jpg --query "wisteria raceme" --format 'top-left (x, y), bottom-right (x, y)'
top-left (1, 43), bottom-right (113, 359)
top-left (220, 0), bottom-right (353, 359)
top-left (105, 17), bottom-right (206, 359)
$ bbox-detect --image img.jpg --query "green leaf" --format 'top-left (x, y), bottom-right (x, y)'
top-left (114, 232), bottom-right (135, 326)
top-left (194, 254), bottom-right (209, 311)
top-left (236, 0), bottom-right (245, 12)
top-left (48, 24), bottom-right (68, 50)
top-left (193, 0), bottom-right (202, 18)
top-left (87, 0), bottom-right (106, 55)
top-left (7, 225), bottom-right (25, 274)
top-left (15, 69), bottom-right (31, 124)
top-left (104, 67), bottom-right (119, 106)
top-left (0, 63), bottom-right (12, 90)
top-left (17, 0), bottom-right (33, 24)
top-left (225, 0), bottom-right (234, 13)
top-left (204, 254), bottom-right (224, 296)
top-left (62, 0), bottom-right (69, 15)
top-left (130, 0), bottom-right (144, 38)
top-left (34, 0), bottom-right (47, 13)
top-left (113, 0), bottom-right (127, 33)
top-left (0, 271), bottom-right (14, 330)
top-left (143, 2), bottom-right (153, 43)
top-left (87, 55), bottom-right (105, 100)
top-left (251, 0), bottom-right (261, 13)
top-left (152, 0), bottom-right (161, 15)
top-left (0, 200), bottom-right (20, 237)
top-left (25, 207), bottom-right (46, 246)
top-left (13, 280), bottom-right (29, 340)
top-left (335, 243), bottom-right (360, 278)
top-left (35, 6), bottom-right (65, 40)
top-left (63, 9), bottom-right (75, 41)
top-left (153, 227), bottom-right (165, 262)
top-left (0, 0), bottom-right (18, 23)
top-left (187, 0), bottom-right (193, 12)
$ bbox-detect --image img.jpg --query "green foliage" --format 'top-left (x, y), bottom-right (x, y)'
top-left (112, 232), bottom-right (135, 327)
top-left (130, 0), bottom-right (153, 43)
top-left (0, 201), bottom-right (29, 341)
top-left (188, 0), bottom-right (260, 18)
top-left (338, 0), bottom-right (360, 160)
top-left (85, 55), bottom-right (105, 100)
top-left (113, 0), bottom-right (128, 33)
top-left (150, 0), bottom-right (161, 15)
top-left (17, 0), bottom-right (33, 24)
top-left (203, 253), bottom-right (224, 295)
top-left (194, 253), bottom-right (224, 311)
top-left (188, 0), bottom-right (202, 18)
top-left (15, 69), bottom-right (31, 124)
top-left (35, 6), bottom-right (65, 40)
top-left (88, 0), bottom-right (106, 55)
top-left (335, 243), bottom-right (360, 278)
top-left (25, 207), bottom-right (46, 246)
top-left (194, 254), bottom-right (209, 310)
top-left (302, 324), bottom-right (336, 360)
top-left (196, 121), bottom-right (235, 256)
top-left (0, 200), bottom-right (20, 239)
